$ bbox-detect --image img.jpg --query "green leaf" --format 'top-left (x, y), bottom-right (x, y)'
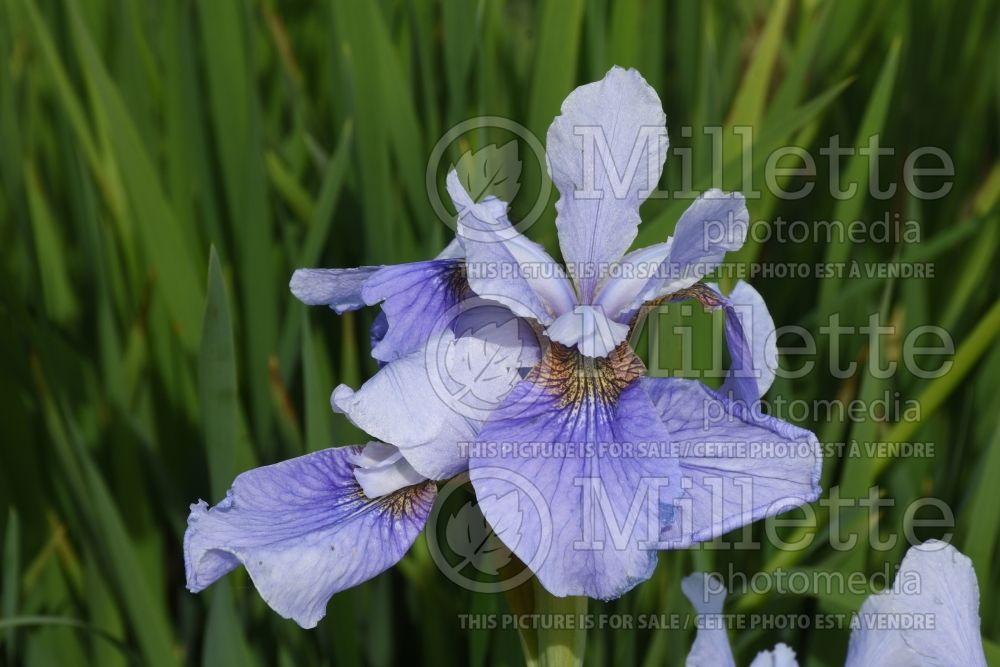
top-left (199, 246), bottom-right (239, 499)
top-left (816, 38), bottom-right (901, 324)
top-left (534, 584), bottom-right (586, 667)
top-left (726, 0), bottom-right (790, 128)
top-left (2, 509), bottom-right (20, 662)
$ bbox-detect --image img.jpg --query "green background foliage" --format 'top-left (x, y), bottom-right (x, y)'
top-left (1, 0), bottom-right (999, 665)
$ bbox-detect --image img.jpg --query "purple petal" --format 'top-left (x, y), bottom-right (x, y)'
top-left (184, 447), bottom-right (435, 628)
top-left (448, 171), bottom-right (576, 323)
top-left (470, 346), bottom-right (677, 599)
top-left (681, 573), bottom-right (737, 667)
top-left (333, 309), bottom-right (539, 480)
top-left (846, 541), bottom-right (986, 667)
top-left (547, 67), bottom-right (668, 301)
top-left (362, 259), bottom-right (467, 362)
top-left (642, 377), bottom-right (822, 548)
top-left (290, 267), bottom-right (382, 313)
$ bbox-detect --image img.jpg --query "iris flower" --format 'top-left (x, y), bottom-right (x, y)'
top-left (681, 540), bottom-right (988, 666)
top-left (185, 66), bottom-right (821, 627)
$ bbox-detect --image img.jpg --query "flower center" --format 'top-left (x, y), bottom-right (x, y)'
top-left (532, 341), bottom-right (645, 408)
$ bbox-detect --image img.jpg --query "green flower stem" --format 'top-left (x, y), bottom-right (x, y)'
top-left (534, 582), bottom-right (587, 667)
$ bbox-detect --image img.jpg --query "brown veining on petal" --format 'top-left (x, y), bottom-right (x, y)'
top-left (532, 341), bottom-right (645, 408)
top-left (372, 481), bottom-right (437, 519)
top-left (447, 261), bottom-right (471, 301)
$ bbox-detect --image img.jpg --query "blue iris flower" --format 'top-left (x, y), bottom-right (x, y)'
top-left (682, 541), bottom-right (988, 666)
top-left (185, 66), bottom-right (822, 627)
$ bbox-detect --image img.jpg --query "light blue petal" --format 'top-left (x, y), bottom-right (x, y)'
top-left (591, 239), bottom-right (672, 319)
top-left (470, 349), bottom-right (677, 599)
top-left (681, 572), bottom-right (737, 667)
top-left (642, 377), bottom-right (822, 547)
top-left (662, 190), bottom-right (748, 291)
top-left (184, 447), bottom-right (435, 629)
top-left (334, 306), bottom-right (539, 480)
top-left (709, 281), bottom-right (777, 398)
top-left (544, 305), bottom-right (630, 358)
top-left (290, 267), bottom-right (382, 313)
top-left (348, 442), bottom-right (427, 498)
top-left (448, 171), bottom-right (576, 323)
top-left (547, 66), bottom-right (668, 301)
top-left (748, 644), bottom-right (799, 667)
top-left (682, 573), bottom-right (799, 667)
top-left (596, 190), bottom-right (748, 319)
top-left (846, 541), bottom-right (987, 667)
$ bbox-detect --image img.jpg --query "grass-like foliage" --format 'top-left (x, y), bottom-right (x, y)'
top-left (0, 0), bottom-right (998, 665)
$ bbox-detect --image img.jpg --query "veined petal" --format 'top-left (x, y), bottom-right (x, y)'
top-left (642, 377), bottom-right (821, 548)
top-left (448, 171), bottom-right (576, 323)
top-left (290, 267), bottom-right (382, 313)
top-left (184, 447), bottom-right (435, 629)
top-left (362, 258), bottom-right (468, 362)
top-left (681, 573), bottom-right (737, 667)
top-left (603, 191), bottom-right (748, 320)
top-left (846, 541), bottom-right (987, 667)
top-left (545, 305), bottom-right (630, 358)
top-left (547, 66), bottom-right (668, 301)
top-left (470, 344), bottom-right (678, 599)
top-left (661, 190), bottom-right (748, 296)
top-left (347, 442), bottom-right (427, 498)
top-left (333, 309), bottom-right (539, 480)
top-left (592, 239), bottom-right (672, 319)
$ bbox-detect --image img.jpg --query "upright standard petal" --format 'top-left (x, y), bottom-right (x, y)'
top-left (596, 191), bottom-right (748, 320)
top-left (470, 344), bottom-right (679, 599)
top-left (290, 267), bottom-right (382, 313)
top-left (547, 66), bottom-right (668, 301)
top-left (661, 191), bottom-right (748, 293)
top-left (681, 573), bottom-right (737, 667)
top-left (333, 308), bottom-right (539, 480)
top-left (683, 573), bottom-right (799, 667)
top-left (642, 377), bottom-right (821, 548)
top-left (591, 239), bottom-right (672, 320)
top-left (448, 171), bottom-right (576, 323)
top-left (184, 447), bottom-right (435, 629)
top-left (846, 541), bottom-right (987, 667)
top-left (362, 258), bottom-right (469, 362)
